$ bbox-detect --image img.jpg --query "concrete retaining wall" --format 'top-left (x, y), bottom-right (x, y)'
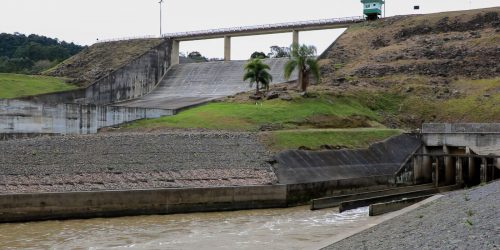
top-left (274, 134), bottom-right (422, 184)
top-left (286, 175), bottom-right (394, 205)
top-left (0, 99), bottom-right (173, 134)
top-left (422, 123), bottom-right (500, 148)
top-left (0, 176), bottom-right (402, 222)
top-left (85, 39), bottom-right (172, 105)
top-left (11, 39), bottom-right (172, 106)
top-left (18, 88), bottom-right (87, 105)
top-left (0, 185), bottom-right (287, 223)
top-left (422, 123), bottom-right (500, 133)
top-left (369, 195), bottom-right (432, 216)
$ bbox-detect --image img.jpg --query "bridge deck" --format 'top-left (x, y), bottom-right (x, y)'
top-left (164, 16), bottom-right (364, 41)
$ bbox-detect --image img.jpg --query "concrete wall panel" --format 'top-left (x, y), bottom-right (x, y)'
top-left (85, 40), bottom-right (172, 105)
top-left (0, 99), bottom-right (173, 135)
top-left (0, 185), bottom-right (287, 223)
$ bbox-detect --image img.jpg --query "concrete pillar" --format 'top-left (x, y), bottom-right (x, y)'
top-left (434, 158), bottom-right (440, 187)
top-left (456, 157), bottom-right (463, 185)
top-left (413, 155), bottom-right (419, 184)
top-left (466, 147), bottom-right (476, 184)
top-left (443, 145), bottom-right (455, 185)
top-left (171, 40), bottom-right (180, 65)
top-left (224, 36), bottom-right (231, 62)
top-left (292, 30), bottom-right (299, 45)
top-left (422, 147), bottom-right (432, 183)
top-left (480, 158), bottom-right (487, 183)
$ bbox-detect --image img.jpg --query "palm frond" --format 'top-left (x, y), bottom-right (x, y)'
top-left (284, 60), bottom-right (297, 80)
top-left (306, 58), bottom-right (320, 83)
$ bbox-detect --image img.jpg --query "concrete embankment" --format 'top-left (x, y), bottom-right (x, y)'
top-left (0, 132), bottom-right (422, 222)
top-left (322, 180), bottom-right (500, 250)
top-left (0, 40), bottom-right (174, 135)
top-left (0, 185), bottom-right (288, 223)
top-left (115, 58), bottom-right (297, 110)
top-left (0, 99), bottom-right (172, 135)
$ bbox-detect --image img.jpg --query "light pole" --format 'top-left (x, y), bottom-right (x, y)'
top-left (159, 0), bottom-right (164, 36)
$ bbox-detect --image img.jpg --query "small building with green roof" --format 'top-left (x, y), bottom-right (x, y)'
top-left (361, 0), bottom-right (385, 20)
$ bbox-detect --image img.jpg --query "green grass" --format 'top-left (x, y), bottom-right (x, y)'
top-left (124, 96), bottom-right (382, 131)
top-left (401, 78), bottom-right (500, 123)
top-left (262, 128), bottom-right (403, 151)
top-left (0, 73), bottom-right (78, 99)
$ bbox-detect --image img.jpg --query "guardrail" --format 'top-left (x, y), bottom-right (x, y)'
top-left (163, 16), bottom-right (365, 39)
top-left (95, 16), bottom-right (365, 43)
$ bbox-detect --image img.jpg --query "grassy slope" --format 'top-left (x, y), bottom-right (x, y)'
top-left (318, 7), bottom-right (500, 127)
top-left (44, 39), bottom-right (163, 87)
top-left (0, 73), bottom-right (77, 99)
top-left (124, 96), bottom-right (381, 131)
top-left (401, 78), bottom-right (500, 122)
top-left (122, 95), bottom-right (401, 151)
top-left (261, 128), bottom-right (402, 152)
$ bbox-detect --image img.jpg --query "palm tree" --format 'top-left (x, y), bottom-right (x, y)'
top-left (243, 58), bottom-right (273, 95)
top-left (284, 43), bottom-right (320, 93)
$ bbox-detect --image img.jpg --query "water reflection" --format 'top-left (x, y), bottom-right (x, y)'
top-left (0, 206), bottom-right (371, 250)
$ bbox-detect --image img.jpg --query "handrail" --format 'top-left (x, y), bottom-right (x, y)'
top-left (95, 16), bottom-right (365, 43)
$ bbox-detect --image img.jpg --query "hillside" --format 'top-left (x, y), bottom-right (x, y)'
top-left (0, 33), bottom-right (83, 74)
top-left (319, 7), bottom-right (500, 127)
top-left (44, 38), bottom-right (163, 87)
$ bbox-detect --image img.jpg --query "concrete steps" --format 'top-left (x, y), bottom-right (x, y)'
top-left (115, 58), bottom-right (296, 110)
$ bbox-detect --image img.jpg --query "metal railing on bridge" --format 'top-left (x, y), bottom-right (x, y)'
top-left (95, 16), bottom-right (365, 43)
top-left (163, 16), bottom-right (365, 39)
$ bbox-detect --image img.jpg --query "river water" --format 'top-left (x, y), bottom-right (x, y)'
top-left (0, 206), bottom-right (373, 250)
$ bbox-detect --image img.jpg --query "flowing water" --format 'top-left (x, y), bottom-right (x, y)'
top-left (0, 206), bottom-right (374, 250)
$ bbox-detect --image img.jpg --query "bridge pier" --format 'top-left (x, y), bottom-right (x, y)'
top-left (224, 36), bottom-right (231, 62)
top-left (480, 158), bottom-right (487, 183)
top-left (422, 147), bottom-right (432, 183)
top-left (171, 40), bottom-right (180, 65)
top-left (456, 157), bottom-right (463, 185)
top-left (443, 145), bottom-right (456, 185)
top-left (292, 30), bottom-right (299, 45)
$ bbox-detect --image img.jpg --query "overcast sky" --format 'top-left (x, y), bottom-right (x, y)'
top-left (1, 0), bottom-right (499, 59)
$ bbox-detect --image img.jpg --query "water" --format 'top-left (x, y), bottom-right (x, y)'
top-left (0, 206), bottom-right (373, 250)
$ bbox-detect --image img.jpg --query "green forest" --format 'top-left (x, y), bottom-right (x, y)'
top-left (0, 33), bottom-right (84, 74)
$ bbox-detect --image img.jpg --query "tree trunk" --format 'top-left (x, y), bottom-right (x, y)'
top-left (297, 70), bottom-right (303, 91)
top-left (256, 81), bottom-right (260, 95)
top-left (302, 70), bottom-right (310, 92)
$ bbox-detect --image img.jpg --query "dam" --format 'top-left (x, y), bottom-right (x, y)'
top-left (0, 6), bottom-right (499, 249)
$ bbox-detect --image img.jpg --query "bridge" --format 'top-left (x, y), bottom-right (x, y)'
top-left (163, 16), bottom-right (365, 64)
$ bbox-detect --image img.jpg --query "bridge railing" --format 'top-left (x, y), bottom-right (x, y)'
top-left (163, 16), bottom-right (364, 39)
top-left (94, 16), bottom-right (365, 44)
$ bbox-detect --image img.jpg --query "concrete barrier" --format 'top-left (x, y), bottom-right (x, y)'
top-left (0, 185), bottom-right (287, 223)
top-left (369, 195), bottom-right (432, 216)
top-left (311, 183), bottom-right (435, 210)
top-left (338, 188), bottom-right (439, 213)
top-left (422, 123), bottom-right (500, 148)
top-left (85, 40), bottom-right (172, 105)
top-left (274, 134), bottom-right (422, 185)
top-left (0, 99), bottom-right (173, 134)
top-left (286, 175), bottom-right (394, 205)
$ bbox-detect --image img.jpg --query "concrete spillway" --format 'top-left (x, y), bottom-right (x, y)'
top-left (115, 58), bottom-right (296, 110)
top-left (274, 134), bottom-right (422, 184)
